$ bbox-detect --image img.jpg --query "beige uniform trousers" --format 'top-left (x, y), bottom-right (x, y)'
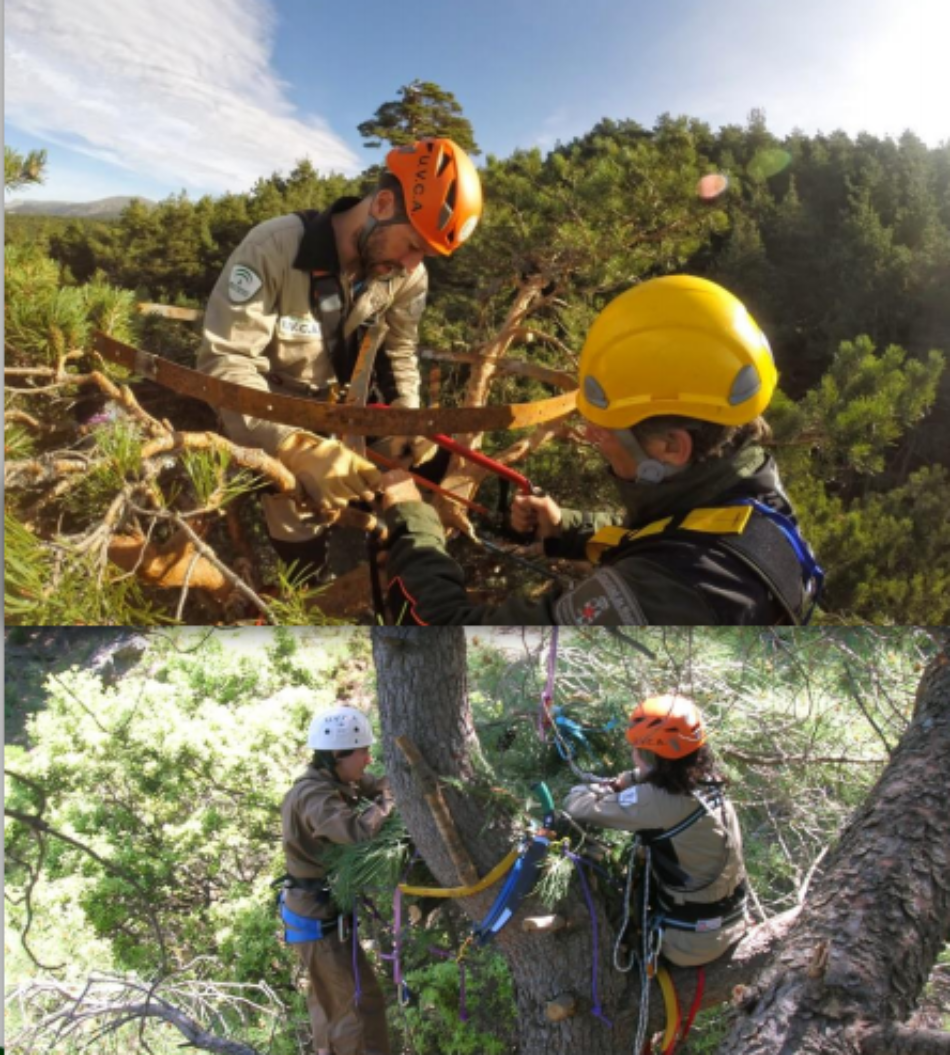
top-left (294, 928), bottom-right (390, 1055)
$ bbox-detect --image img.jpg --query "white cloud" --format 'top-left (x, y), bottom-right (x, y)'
top-left (4, 0), bottom-right (362, 196)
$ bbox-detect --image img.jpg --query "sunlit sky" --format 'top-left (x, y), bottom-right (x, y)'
top-left (4, 0), bottom-right (949, 204)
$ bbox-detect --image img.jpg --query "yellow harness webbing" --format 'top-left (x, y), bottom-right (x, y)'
top-left (398, 849), bottom-right (520, 898)
top-left (586, 505), bottom-right (755, 564)
top-left (656, 964), bottom-right (682, 1053)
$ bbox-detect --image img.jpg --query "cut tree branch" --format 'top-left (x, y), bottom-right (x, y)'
top-left (395, 735), bottom-right (480, 887)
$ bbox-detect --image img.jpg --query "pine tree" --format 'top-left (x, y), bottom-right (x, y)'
top-left (4, 145), bottom-right (47, 193)
top-left (357, 80), bottom-right (480, 153)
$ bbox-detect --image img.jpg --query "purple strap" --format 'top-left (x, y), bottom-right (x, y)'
top-left (566, 849), bottom-right (613, 1027)
top-left (538, 626), bottom-right (560, 741)
top-left (392, 885), bottom-right (403, 989)
top-left (351, 907), bottom-right (362, 1006)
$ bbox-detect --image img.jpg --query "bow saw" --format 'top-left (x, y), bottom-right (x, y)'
top-left (94, 332), bottom-right (575, 584)
top-left (93, 333), bottom-right (578, 436)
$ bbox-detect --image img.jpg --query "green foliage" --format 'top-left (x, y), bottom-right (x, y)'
top-left (3, 634), bottom-right (343, 978)
top-left (5, 145), bottom-right (47, 193)
top-left (4, 281), bottom-right (93, 364)
top-left (4, 512), bottom-right (162, 626)
top-left (180, 446), bottom-right (262, 509)
top-left (766, 334), bottom-right (948, 621)
top-left (791, 336), bottom-right (944, 479)
top-left (358, 80), bottom-right (480, 154)
top-left (397, 946), bottom-right (516, 1055)
top-left (790, 466), bottom-right (950, 623)
top-left (321, 815), bottom-right (413, 910)
top-left (535, 845), bottom-right (577, 909)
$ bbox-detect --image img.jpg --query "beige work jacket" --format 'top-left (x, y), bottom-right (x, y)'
top-left (281, 765), bottom-right (393, 919)
top-left (564, 776), bottom-right (748, 966)
top-left (197, 210), bottom-right (428, 453)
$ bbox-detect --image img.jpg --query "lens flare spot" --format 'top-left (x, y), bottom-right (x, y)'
top-left (747, 148), bottom-right (792, 182)
top-left (696, 173), bottom-right (730, 202)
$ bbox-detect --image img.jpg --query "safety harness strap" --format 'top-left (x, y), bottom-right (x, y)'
top-left (294, 210), bottom-right (364, 389)
top-left (472, 836), bottom-right (550, 945)
top-left (656, 965), bottom-right (682, 1053)
top-left (586, 502), bottom-right (818, 625)
top-left (278, 892), bottom-right (340, 944)
top-left (398, 848), bottom-right (520, 898)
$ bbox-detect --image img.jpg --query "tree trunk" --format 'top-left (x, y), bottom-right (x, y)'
top-left (371, 629), bottom-right (804, 1054)
top-left (717, 646), bottom-right (950, 1055)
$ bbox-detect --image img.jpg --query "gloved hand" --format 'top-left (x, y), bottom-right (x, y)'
top-left (372, 434), bottom-right (439, 467)
top-left (278, 432), bottom-right (380, 512)
top-left (378, 788), bottom-right (396, 817)
top-left (511, 493), bottom-right (563, 539)
top-left (378, 469), bottom-right (424, 511)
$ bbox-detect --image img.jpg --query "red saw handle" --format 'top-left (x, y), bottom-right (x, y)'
top-left (428, 432), bottom-right (534, 495)
top-left (368, 404), bottom-right (537, 495)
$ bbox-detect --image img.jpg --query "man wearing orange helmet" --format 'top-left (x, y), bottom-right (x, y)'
top-left (197, 138), bottom-right (482, 578)
top-left (378, 275), bottom-right (822, 624)
top-left (563, 695), bottom-right (748, 968)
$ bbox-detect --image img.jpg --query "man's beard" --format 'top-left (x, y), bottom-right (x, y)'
top-left (359, 226), bottom-right (406, 279)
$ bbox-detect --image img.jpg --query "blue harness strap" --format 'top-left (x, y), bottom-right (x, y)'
top-left (472, 836), bottom-right (551, 945)
top-left (726, 498), bottom-right (825, 622)
top-left (279, 891), bottom-right (338, 944)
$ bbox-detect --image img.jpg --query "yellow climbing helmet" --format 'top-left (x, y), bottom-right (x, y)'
top-left (577, 276), bottom-right (778, 430)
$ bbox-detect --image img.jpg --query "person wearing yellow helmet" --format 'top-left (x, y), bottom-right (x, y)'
top-left (197, 138), bottom-right (482, 582)
top-left (377, 275), bottom-right (822, 625)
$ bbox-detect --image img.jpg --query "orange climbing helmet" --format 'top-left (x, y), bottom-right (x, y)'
top-left (626, 695), bottom-right (707, 758)
top-left (385, 138), bottom-right (482, 256)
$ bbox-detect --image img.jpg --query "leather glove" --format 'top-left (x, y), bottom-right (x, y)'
top-left (372, 434), bottom-right (439, 467)
top-left (278, 432), bottom-right (380, 512)
top-left (260, 493), bottom-right (327, 543)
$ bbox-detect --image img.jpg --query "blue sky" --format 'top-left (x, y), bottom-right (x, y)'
top-left (5, 0), bottom-right (949, 203)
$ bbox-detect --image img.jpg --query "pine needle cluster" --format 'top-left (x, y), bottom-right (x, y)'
top-left (321, 814), bottom-right (413, 910)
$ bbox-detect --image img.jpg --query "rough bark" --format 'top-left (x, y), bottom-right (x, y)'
top-left (371, 628), bottom-right (805, 1054)
top-left (717, 646), bottom-right (950, 1055)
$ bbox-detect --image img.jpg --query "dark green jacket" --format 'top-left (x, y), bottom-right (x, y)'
top-left (382, 445), bottom-right (814, 626)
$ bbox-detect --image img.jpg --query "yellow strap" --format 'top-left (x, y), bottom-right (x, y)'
top-left (398, 849), bottom-right (520, 898)
top-left (656, 964), bottom-right (682, 1053)
top-left (585, 505), bottom-right (756, 564)
top-left (680, 505), bottom-right (753, 535)
top-left (585, 518), bottom-right (672, 563)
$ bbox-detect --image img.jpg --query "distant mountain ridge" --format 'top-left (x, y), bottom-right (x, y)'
top-left (4, 196), bottom-right (154, 219)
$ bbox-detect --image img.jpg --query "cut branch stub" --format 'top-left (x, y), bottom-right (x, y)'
top-left (394, 735), bottom-right (479, 887)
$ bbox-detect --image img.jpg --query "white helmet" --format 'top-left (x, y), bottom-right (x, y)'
top-left (307, 705), bottom-right (375, 751)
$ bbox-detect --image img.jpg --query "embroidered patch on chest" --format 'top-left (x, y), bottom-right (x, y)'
top-left (228, 264), bottom-right (263, 304)
top-left (618, 787), bottom-right (639, 807)
top-left (277, 315), bottom-right (321, 340)
top-left (553, 567), bottom-right (647, 625)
